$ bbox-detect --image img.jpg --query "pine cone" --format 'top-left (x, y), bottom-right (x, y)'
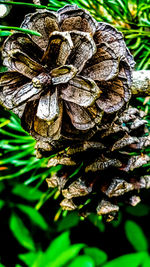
top-left (0, 5), bottom-right (149, 221)
top-left (46, 105), bottom-right (150, 221)
top-left (0, 5), bottom-right (134, 145)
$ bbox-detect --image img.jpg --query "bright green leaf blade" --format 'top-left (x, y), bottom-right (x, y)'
top-left (45, 232), bottom-right (70, 262)
top-left (47, 243), bottom-right (85, 267)
top-left (10, 213), bottom-right (35, 251)
top-left (125, 220), bottom-right (148, 252)
top-left (103, 252), bottom-right (148, 267)
top-left (12, 184), bottom-right (43, 201)
top-left (84, 247), bottom-right (107, 265)
top-left (142, 256), bottom-right (150, 267)
top-left (19, 251), bottom-right (42, 266)
top-left (68, 255), bottom-right (95, 267)
top-left (17, 204), bottom-right (48, 230)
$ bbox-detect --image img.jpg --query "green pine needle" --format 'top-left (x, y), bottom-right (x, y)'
top-left (0, 1), bottom-right (47, 9)
top-left (0, 25), bottom-right (41, 36)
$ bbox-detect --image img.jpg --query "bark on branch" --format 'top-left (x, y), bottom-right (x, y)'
top-left (131, 70), bottom-right (150, 97)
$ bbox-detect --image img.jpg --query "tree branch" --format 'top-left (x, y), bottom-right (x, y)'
top-left (131, 70), bottom-right (150, 97)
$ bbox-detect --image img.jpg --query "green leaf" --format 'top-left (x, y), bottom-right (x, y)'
top-left (19, 251), bottom-right (43, 266)
top-left (46, 244), bottom-right (85, 267)
top-left (32, 232), bottom-right (85, 267)
top-left (57, 212), bottom-right (80, 232)
top-left (142, 256), bottom-right (150, 267)
top-left (12, 184), bottom-right (43, 201)
top-left (45, 232), bottom-right (70, 262)
top-left (17, 204), bottom-right (48, 230)
top-left (125, 220), bottom-right (148, 252)
top-left (10, 213), bottom-right (35, 251)
top-left (19, 242), bottom-right (85, 267)
top-left (126, 204), bottom-right (150, 216)
top-left (0, 200), bottom-right (5, 209)
top-left (68, 255), bottom-right (95, 267)
top-left (88, 214), bottom-right (105, 232)
top-left (103, 252), bottom-right (148, 267)
top-left (84, 247), bottom-right (107, 266)
top-left (111, 211), bottom-right (122, 228)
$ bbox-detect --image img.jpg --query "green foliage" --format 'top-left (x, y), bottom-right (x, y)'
top-left (19, 232), bottom-right (85, 267)
top-left (10, 213), bottom-right (35, 251)
top-left (68, 256), bottom-right (95, 267)
top-left (17, 230), bottom-right (109, 267)
top-left (125, 220), bottom-right (148, 252)
top-left (47, 244), bottom-right (85, 267)
top-left (84, 247), bottom-right (107, 266)
top-left (17, 204), bottom-right (49, 230)
top-left (0, 31), bottom-right (11, 37)
top-left (7, 212), bottom-right (150, 267)
top-left (0, 25), bottom-right (41, 36)
top-left (12, 184), bottom-right (43, 201)
top-left (143, 256), bottom-right (150, 267)
top-left (126, 203), bottom-right (150, 216)
top-left (0, 1), bottom-right (47, 9)
top-left (102, 252), bottom-right (148, 267)
top-left (88, 213), bottom-right (105, 232)
top-left (45, 231), bottom-right (71, 260)
top-left (0, 199), bottom-right (5, 209)
top-left (56, 211), bottom-right (80, 232)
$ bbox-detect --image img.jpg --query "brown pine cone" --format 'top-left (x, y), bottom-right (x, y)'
top-left (46, 105), bottom-right (150, 221)
top-left (0, 5), bottom-right (134, 147)
top-left (0, 5), bottom-right (149, 221)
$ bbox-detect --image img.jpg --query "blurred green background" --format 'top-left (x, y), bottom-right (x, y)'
top-left (0, 0), bottom-right (150, 266)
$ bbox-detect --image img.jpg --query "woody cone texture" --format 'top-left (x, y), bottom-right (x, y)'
top-left (0, 5), bottom-right (150, 221)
